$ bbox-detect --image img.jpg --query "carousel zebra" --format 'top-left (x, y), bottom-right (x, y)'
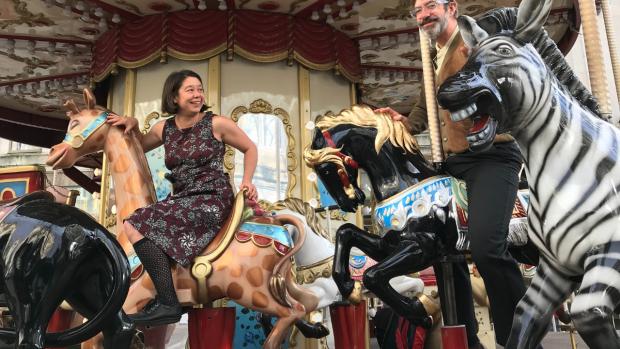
top-left (437, 0), bottom-right (620, 348)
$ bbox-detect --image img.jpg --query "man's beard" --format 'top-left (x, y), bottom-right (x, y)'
top-left (420, 15), bottom-right (448, 40)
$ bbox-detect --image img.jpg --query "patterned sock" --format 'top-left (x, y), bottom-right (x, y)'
top-left (133, 238), bottom-right (179, 306)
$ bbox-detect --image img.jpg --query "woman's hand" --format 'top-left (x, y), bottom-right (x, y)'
top-left (106, 113), bottom-right (139, 135)
top-left (374, 107), bottom-right (407, 122)
top-left (240, 182), bottom-right (258, 202)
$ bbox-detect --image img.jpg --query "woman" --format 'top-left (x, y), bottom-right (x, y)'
top-left (107, 69), bottom-right (258, 325)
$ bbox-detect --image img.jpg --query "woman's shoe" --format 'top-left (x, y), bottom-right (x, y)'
top-left (129, 299), bottom-right (182, 326)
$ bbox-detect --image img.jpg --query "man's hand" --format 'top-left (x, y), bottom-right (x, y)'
top-left (374, 107), bottom-right (407, 122)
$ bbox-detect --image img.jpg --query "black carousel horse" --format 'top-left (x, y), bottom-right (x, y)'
top-left (304, 107), bottom-right (465, 328)
top-left (0, 191), bottom-right (132, 349)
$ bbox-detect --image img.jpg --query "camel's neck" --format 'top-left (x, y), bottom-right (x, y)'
top-left (103, 128), bottom-right (156, 222)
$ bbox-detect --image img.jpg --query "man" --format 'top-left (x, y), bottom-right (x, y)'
top-left (378, 1), bottom-right (527, 347)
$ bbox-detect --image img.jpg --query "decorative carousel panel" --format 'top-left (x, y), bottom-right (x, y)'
top-left (0, 165), bottom-right (45, 200)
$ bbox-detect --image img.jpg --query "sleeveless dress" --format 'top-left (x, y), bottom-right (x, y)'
top-left (127, 112), bottom-right (234, 266)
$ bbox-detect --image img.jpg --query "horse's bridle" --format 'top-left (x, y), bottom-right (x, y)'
top-left (63, 111), bottom-right (109, 149)
top-left (321, 130), bottom-right (359, 199)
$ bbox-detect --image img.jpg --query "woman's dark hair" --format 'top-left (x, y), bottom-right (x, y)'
top-left (161, 70), bottom-right (209, 114)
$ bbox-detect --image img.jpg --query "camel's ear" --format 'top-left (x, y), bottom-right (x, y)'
top-left (64, 99), bottom-right (80, 116)
top-left (514, 0), bottom-right (552, 43)
top-left (83, 88), bottom-right (96, 110)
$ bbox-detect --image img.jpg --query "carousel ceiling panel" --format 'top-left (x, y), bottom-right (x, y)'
top-left (0, 0), bottom-right (578, 122)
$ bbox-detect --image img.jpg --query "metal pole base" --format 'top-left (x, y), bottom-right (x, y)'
top-left (441, 325), bottom-right (469, 349)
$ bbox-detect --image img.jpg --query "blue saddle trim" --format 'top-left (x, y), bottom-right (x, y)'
top-left (239, 221), bottom-right (293, 248)
top-left (375, 175), bottom-right (453, 232)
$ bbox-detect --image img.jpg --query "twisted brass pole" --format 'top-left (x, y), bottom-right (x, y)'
top-left (419, 30), bottom-right (444, 163)
top-left (577, 0), bottom-right (613, 119)
top-left (599, 0), bottom-right (620, 106)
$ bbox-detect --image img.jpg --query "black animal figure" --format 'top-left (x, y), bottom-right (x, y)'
top-left (437, 0), bottom-right (619, 347)
top-left (304, 107), bottom-right (461, 328)
top-left (302, 5), bottom-right (602, 332)
top-left (0, 192), bottom-right (131, 349)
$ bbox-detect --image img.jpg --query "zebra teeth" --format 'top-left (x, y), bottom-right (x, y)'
top-left (449, 103), bottom-right (477, 122)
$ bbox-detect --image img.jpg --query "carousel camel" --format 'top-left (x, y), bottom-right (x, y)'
top-left (45, 89), bottom-right (322, 349)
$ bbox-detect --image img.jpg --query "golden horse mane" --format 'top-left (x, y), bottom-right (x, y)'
top-left (303, 105), bottom-right (419, 176)
top-left (263, 197), bottom-right (330, 241)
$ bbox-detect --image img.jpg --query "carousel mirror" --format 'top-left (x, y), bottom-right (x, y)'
top-left (225, 99), bottom-right (297, 202)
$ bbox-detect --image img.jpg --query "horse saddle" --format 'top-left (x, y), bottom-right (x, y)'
top-left (374, 175), bottom-right (529, 251)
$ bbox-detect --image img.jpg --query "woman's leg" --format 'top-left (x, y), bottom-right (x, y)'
top-left (124, 222), bottom-right (181, 325)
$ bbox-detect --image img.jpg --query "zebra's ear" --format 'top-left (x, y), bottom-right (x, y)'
top-left (514, 0), bottom-right (552, 43)
top-left (458, 15), bottom-right (488, 49)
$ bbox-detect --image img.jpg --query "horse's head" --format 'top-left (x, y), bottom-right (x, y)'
top-left (437, 0), bottom-right (553, 152)
top-left (46, 88), bottom-right (111, 169)
top-left (303, 106), bottom-right (425, 211)
top-left (304, 124), bottom-right (365, 212)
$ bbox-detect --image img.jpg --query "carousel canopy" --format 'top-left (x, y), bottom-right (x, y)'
top-left (0, 0), bottom-right (579, 146)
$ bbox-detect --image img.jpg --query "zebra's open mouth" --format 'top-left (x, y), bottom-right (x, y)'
top-left (448, 99), bottom-right (498, 150)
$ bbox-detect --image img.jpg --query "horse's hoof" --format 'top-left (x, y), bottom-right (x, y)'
top-left (347, 281), bottom-right (363, 304)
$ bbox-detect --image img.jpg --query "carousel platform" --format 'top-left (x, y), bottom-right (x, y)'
top-left (164, 316), bottom-right (589, 349)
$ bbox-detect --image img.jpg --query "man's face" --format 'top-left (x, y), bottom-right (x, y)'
top-left (413, 0), bottom-right (452, 40)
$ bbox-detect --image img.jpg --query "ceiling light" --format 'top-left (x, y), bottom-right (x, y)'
top-left (323, 4), bottom-right (332, 14)
top-left (339, 8), bottom-right (347, 17)
top-left (337, 0), bottom-right (346, 6)
top-left (352, 1), bottom-right (360, 11)
top-left (75, 1), bottom-right (85, 11)
top-left (111, 13), bottom-right (121, 24)
top-left (311, 11), bottom-right (319, 21)
top-left (326, 14), bottom-right (334, 24)
top-left (218, 0), bottom-right (227, 10)
top-left (94, 7), bottom-right (104, 17)
top-left (198, 0), bottom-right (207, 10)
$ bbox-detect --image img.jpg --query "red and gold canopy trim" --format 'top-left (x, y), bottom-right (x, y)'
top-left (92, 10), bottom-right (361, 82)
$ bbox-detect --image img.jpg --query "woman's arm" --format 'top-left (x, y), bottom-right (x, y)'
top-left (106, 114), bottom-right (164, 152)
top-left (213, 116), bottom-right (258, 201)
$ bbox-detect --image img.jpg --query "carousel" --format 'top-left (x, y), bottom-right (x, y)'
top-left (0, 0), bottom-right (619, 348)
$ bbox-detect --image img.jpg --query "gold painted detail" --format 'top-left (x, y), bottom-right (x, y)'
top-left (141, 111), bottom-right (171, 134)
top-left (167, 44), bottom-right (227, 61)
top-left (225, 99), bottom-right (297, 199)
top-left (268, 271), bottom-right (289, 308)
top-left (304, 105), bottom-right (418, 185)
top-left (295, 256), bottom-right (333, 285)
top-left (0, 165), bottom-right (45, 175)
top-left (417, 292), bottom-right (441, 326)
top-left (191, 190), bottom-right (246, 304)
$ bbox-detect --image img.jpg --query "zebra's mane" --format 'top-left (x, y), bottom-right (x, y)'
top-left (477, 7), bottom-right (603, 119)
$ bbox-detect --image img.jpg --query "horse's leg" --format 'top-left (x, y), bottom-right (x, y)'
top-left (333, 223), bottom-right (389, 299)
top-left (505, 259), bottom-right (576, 349)
top-left (362, 234), bottom-right (438, 328)
top-left (570, 243), bottom-right (620, 348)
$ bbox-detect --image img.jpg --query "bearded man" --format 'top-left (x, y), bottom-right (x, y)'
top-left (378, 1), bottom-right (529, 348)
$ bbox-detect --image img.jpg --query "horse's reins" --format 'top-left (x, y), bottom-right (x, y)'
top-left (321, 130), bottom-right (359, 199)
top-left (63, 111), bottom-right (110, 149)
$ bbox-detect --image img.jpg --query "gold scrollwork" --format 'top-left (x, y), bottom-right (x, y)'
top-left (295, 256), bottom-right (333, 285)
top-left (141, 111), bottom-right (170, 134)
top-left (225, 99), bottom-right (297, 198)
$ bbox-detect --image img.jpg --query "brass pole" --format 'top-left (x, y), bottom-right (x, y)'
top-left (419, 30), bottom-right (444, 163)
top-left (599, 0), bottom-right (620, 105)
top-left (577, 0), bottom-right (613, 118)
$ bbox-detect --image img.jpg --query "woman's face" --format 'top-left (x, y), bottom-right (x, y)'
top-left (174, 76), bottom-right (204, 115)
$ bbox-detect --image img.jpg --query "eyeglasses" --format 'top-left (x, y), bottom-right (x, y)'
top-left (410, 0), bottom-right (450, 17)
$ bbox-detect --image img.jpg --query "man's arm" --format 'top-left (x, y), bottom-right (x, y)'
top-left (407, 83), bottom-right (429, 135)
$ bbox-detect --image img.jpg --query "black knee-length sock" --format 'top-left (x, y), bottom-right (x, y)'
top-left (133, 238), bottom-right (179, 306)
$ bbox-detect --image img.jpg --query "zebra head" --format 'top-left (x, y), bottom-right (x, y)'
top-left (437, 0), bottom-right (553, 152)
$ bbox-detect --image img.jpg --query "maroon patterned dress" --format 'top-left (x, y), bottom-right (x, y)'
top-left (127, 112), bottom-right (234, 266)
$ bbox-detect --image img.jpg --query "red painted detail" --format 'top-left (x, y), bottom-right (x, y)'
top-left (236, 231), bottom-right (252, 242)
top-left (130, 264), bottom-right (144, 280)
top-left (252, 234), bottom-right (272, 247)
top-left (149, 2), bottom-right (173, 12)
top-left (441, 325), bottom-right (469, 349)
top-left (257, 1), bottom-right (280, 10)
top-left (329, 301), bottom-right (368, 349)
top-left (188, 308), bottom-right (235, 349)
top-left (274, 241), bottom-right (289, 254)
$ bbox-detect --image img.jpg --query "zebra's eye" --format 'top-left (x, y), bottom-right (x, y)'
top-left (496, 44), bottom-right (513, 56)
